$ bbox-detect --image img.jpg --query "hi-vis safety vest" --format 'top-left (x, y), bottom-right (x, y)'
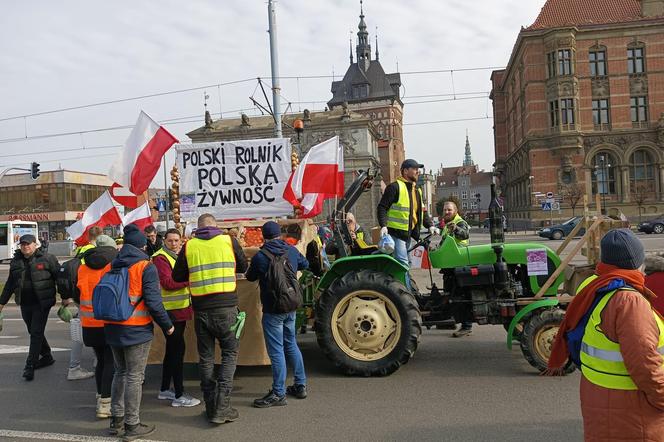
top-left (442, 213), bottom-right (469, 246)
top-left (580, 282), bottom-right (664, 390)
top-left (386, 180), bottom-right (422, 233)
top-left (185, 235), bottom-right (236, 296)
top-left (152, 248), bottom-right (191, 310)
top-left (76, 243), bottom-right (95, 265)
top-left (77, 263), bottom-right (111, 328)
top-left (104, 261), bottom-right (153, 326)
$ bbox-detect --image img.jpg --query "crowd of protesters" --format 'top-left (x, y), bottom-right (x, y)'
top-left (0, 214), bottom-right (309, 441)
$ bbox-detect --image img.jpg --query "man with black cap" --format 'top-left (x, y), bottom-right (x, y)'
top-left (546, 228), bottom-right (664, 440)
top-left (246, 221), bottom-right (309, 408)
top-left (172, 213), bottom-right (247, 425)
top-left (0, 234), bottom-right (61, 381)
top-left (377, 159), bottom-right (438, 288)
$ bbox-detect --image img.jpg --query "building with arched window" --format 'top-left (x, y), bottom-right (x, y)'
top-left (491, 0), bottom-right (664, 226)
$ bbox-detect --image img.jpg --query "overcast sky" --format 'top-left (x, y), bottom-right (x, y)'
top-left (0, 0), bottom-right (545, 187)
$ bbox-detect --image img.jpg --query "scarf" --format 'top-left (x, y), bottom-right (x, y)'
top-left (544, 262), bottom-right (658, 375)
top-left (161, 246), bottom-right (179, 261)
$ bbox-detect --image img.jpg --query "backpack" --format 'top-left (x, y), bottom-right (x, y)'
top-left (92, 267), bottom-right (136, 322)
top-left (261, 249), bottom-right (302, 314)
top-left (566, 279), bottom-right (632, 368)
top-left (57, 257), bottom-right (82, 301)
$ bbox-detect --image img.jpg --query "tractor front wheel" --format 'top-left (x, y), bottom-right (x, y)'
top-left (315, 270), bottom-right (422, 376)
top-left (520, 308), bottom-right (575, 374)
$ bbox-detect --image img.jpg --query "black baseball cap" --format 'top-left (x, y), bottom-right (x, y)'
top-left (19, 234), bottom-right (37, 244)
top-left (401, 159), bottom-right (424, 170)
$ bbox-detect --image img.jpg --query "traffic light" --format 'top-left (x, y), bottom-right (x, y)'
top-left (30, 162), bottom-right (40, 180)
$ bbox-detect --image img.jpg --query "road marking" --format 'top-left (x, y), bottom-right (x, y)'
top-left (0, 335), bottom-right (19, 339)
top-left (0, 345), bottom-right (68, 354)
top-left (0, 429), bottom-right (167, 441)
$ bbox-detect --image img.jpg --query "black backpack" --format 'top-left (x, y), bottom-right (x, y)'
top-left (57, 256), bottom-right (82, 301)
top-left (261, 249), bottom-right (302, 313)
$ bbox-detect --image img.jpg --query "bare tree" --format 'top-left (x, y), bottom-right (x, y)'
top-left (632, 182), bottom-right (651, 223)
top-left (560, 183), bottom-right (584, 216)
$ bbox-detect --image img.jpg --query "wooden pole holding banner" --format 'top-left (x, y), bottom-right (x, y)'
top-left (163, 156), bottom-right (170, 230)
top-left (534, 217), bottom-right (603, 298)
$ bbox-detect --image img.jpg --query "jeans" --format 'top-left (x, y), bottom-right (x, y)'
top-left (92, 345), bottom-right (115, 398)
top-left (69, 338), bottom-right (83, 369)
top-left (262, 312), bottom-right (307, 397)
top-left (161, 321), bottom-right (186, 397)
top-left (110, 340), bottom-right (151, 425)
top-left (20, 303), bottom-right (52, 366)
top-left (194, 307), bottom-right (239, 395)
top-left (391, 235), bottom-right (411, 289)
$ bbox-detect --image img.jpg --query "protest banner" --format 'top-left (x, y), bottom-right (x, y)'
top-left (175, 138), bottom-right (293, 221)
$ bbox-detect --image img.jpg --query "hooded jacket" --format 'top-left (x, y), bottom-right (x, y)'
top-left (79, 246), bottom-right (118, 348)
top-left (0, 248), bottom-right (60, 308)
top-left (245, 239), bottom-right (308, 313)
top-left (103, 244), bottom-right (173, 347)
top-left (172, 226), bottom-right (248, 311)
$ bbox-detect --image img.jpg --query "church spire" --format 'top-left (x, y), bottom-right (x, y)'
top-left (356, 0), bottom-right (371, 69)
top-left (349, 33), bottom-right (353, 65)
top-left (463, 131), bottom-right (474, 166)
top-left (375, 27), bottom-right (379, 61)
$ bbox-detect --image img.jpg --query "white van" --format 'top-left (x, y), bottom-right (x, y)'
top-left (0, 220), bottom-right (39, 262)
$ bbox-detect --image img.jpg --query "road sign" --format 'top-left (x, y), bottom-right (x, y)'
top-left (552, 202), bottom-right (560, 210)
top-left (541, 202), bottom-right (552, 211)
top-left (157, 200), bottom-right (166, 212)
top-left (546, 191), bottom-right (554, 198)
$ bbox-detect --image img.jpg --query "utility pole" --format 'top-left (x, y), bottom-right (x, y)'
top-left (268, 0), bottom-right (282, 138)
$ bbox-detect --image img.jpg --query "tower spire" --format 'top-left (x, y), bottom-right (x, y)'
top-left (375, 26), bottom-right (379, 61)
top-left (349, 32), bottom-right (353, 65)
top-left (463, 132), bottom-right (474, 166)
top-left (356, 0), bottom-right (371, 69)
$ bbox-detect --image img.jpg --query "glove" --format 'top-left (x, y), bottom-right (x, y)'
top-left (429, 226), bottom-right (441, 235)
top-left (380, 227), bottom-right (388, 237)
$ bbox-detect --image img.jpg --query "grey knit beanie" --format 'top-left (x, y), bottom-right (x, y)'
top-left (600, 228), bottom-right (645, 270)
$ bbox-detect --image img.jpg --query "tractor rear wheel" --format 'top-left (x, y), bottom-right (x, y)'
top-left (520, 308), bottom-right (575, 374)
top-left (315, 270), bottom-right (422, 376)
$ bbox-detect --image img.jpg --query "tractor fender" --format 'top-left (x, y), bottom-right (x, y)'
top-left (317, 254), bottom-right (409, 292)
top-left (506, 299), bottom-right (559, 349)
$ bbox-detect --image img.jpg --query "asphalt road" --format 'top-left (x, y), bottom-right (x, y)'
top-left (0, 232), bottom-right (661, 441)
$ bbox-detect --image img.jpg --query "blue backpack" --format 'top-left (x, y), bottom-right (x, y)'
top-left (92, 267), bottom-right (136, 322)
top-left (566, 278), bottom-right (631, 368)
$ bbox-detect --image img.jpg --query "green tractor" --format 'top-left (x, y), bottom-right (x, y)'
top-left (310, 169), bottom-right (572, 376)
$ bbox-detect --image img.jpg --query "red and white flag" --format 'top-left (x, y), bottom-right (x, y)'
top-left (108, 111), bottom-right (178, 195)
top-left (109, 183), bottom-right (140, 208)
top-left (122, 201), bottom-right (153, 231)
top-left (283, 136), bottom-right (344, 218)
top-left (66, 191), bottom-right (122, 246)
top-left (409, 246), bottom-right (431, 270)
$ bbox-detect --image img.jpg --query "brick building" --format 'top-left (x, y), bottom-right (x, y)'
top-left (491, 0), bottom-right (664, 226)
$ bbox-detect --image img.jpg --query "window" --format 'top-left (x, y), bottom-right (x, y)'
top-left (471, 201), bottom-right (478, 210)
top-left (452, 191), bottom-right (459, 198)
top-left (462, 202), bottom-right (468, 210)
top-left (352, 85), bottom-right (369, 99)
top-left (627, 47), bottom-right (645, 74)
top-left (461, 190), bottom-right (468, 200)
top-left (591, 153), bottom-right (616, 195)
top-left (592, 99), bottom-right (610, 127)
top-left (589, 50), bottom-right (607, 76)
top-left (558, 49), bottom-right (573, 75)
top-left (631, 96), bottom-right (648, 123)
top-left (547, 52), bottom-right (556, 78)
top-left (630, 149), bottom-right (656, 193)
top-left (549, 100), bottom-right (560, 127)
top-left (561, 98), bottom-right (575, 125)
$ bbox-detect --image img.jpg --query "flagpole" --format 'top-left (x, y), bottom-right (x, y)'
top-left (268, 0), bottom-right (282, 138)
top-left (163, 156), bottom-right (170, 230)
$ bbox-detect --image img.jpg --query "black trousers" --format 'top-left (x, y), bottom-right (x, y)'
top-left (20, 303), bottom-right (52, 366)
top-left (92, 345), bottom-right (115, 398)
top-left (161, 321), bottom-right (186, 397)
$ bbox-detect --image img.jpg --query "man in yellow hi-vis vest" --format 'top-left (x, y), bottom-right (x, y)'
top-left (173, 214), bottom-right (247, 425)
top-left (377, 159), bottom-right (438, 289)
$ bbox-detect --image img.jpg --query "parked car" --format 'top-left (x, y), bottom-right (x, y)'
top-left (638, 217), bottom-right (664, 234)
top-left (538, 216), bottom-right (586, 240)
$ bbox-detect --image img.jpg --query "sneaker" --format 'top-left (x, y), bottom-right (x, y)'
top-left (157, 389), bottom-right (176, 401)
top-left (96, 397), bottom-right (111, 419)
top-left (22, 364), bottom-right (35, 381)
top-left (34, 354), bottom-right (55, 369)
top-left (109, 416), bottom-right (124, 436)
top-left (253, 390), bottom-right (287, 408)
top-left (452, 327), bottom-right (472, 338)
top-left (286, 384), bottom-right (307, 399)
top-left (122, 422), bottom-right (155, 442)
top-left (171, 393), bottom-right (201, 408)
top-left (67, 366), bottom-right (95, 380)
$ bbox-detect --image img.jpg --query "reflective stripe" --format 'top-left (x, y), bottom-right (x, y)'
top-left (189, 262), bottom-right (235, 274)
top-left (190, 276), bottom-right (236, 288)
top-left (129, 295), bottom-right (141, 302)
top-left (390, 206), bottom-right (410, 212)
top-left (581, 343), bottom-right (624, 362)
top-left (131, 309), bottom-right (151, 317)
top-left (79, 311), bottom-right (95, 317)
top-left (162, 294), bottom-right (191, 302)
top-left (79, 300), bottom-right (92, 306)
top-left (387, 217), bottom-right (407, 224)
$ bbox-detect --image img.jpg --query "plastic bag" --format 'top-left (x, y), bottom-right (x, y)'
top-left (378, 234), bottom-right (395, 255)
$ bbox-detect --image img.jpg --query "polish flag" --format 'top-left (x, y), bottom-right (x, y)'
top-left (109, 183), bottom-right (140, 208)
top-left (108, 111), bottom-right (178, 195)
top-left (409, 246), bottom-right (431, 270)
top-left (66, 191), bottom-right (123, 246)
top-left (283, 136), bottom-right (344, 218)
top-left (122, 201), bottom-right (153, 231)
